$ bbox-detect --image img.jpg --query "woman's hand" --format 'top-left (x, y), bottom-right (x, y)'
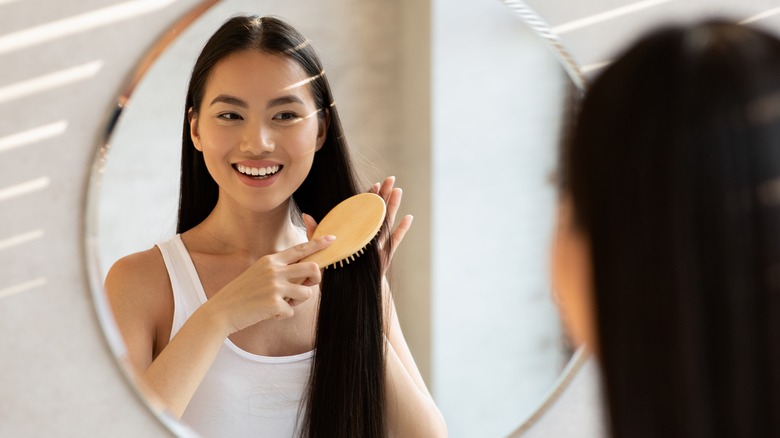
top-left (204, 235), bottom-right (335, 336)
top-left (369, 176), bottom-right (413, 274)
top-left (302, 176), bottom-right (413, 275)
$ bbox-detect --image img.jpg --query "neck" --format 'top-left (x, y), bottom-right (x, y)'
top-left (191, 197), bottom-right (305, 261)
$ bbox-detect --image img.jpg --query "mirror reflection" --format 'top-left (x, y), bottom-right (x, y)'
top-left (90, 1), bottom-right (580, 436)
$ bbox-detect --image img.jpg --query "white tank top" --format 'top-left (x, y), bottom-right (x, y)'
top-left (157, 234), bottom-right (312, 438)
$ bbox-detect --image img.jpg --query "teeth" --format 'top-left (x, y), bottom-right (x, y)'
top-left (236, 164), bottom-right (280, 177)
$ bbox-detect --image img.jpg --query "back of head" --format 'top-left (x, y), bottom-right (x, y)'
top-left (562, 20), bottom-right (780, 438)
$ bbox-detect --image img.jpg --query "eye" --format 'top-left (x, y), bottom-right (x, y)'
top-left (273, 111), bottom-right (300, 121)
top-left (217, 112), bottom-right (243, 121)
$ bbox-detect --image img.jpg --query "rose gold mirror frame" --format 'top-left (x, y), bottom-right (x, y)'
top-left (84, 1), bottom-right (218, 435)
top-left (83, 0), bottom-right (589, 435)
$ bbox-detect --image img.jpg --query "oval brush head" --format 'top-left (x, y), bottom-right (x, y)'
top-left (300, 193), bottom-right (386, 269)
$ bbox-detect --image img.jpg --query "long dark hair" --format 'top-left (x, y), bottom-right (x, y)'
top-left (562, 21), bottom-right (780, 438)
top-left (178, 16), bottom-right (387, 437)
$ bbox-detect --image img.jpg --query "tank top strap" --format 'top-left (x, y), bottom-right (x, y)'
top-left (156, 234), bottom-right (208, 340)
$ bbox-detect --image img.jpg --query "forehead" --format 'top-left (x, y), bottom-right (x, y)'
top-left (203, 49), bottom-right (315, 103)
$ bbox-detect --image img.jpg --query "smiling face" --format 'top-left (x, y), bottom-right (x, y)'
top-left (189, 49), bottom-right (328, 215)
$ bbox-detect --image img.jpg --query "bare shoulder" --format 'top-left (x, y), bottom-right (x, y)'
top-left (105, 246), bottom-right (171, 307)
top-left (104, 245), bottom-right (173, 369)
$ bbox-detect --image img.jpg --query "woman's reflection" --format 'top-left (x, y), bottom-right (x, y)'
top-left (104, 15), bottom-right (445, 437)
top-left (552, 19), bottom-right (780, 438)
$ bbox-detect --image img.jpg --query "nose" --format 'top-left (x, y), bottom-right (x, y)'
top-left (240, 122), bottom-right (274, 154)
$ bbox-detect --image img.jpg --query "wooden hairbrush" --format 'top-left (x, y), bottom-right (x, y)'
top-left (300, 193), bottom-right (386, 269)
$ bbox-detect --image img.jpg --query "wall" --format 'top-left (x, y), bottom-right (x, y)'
top-left (429, 1), bottom-right (569, 436)
top-left (0, 1), bottom-right (199, 435)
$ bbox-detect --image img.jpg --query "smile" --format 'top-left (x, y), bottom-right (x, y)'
top-left (234, 164), bottom-right (282, 179)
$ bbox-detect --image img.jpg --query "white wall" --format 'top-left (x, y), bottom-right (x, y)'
top-left (430, 1), bottom-right (568, 436)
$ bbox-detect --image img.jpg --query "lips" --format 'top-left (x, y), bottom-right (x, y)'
top-left (233, 163), bottom-right (282, 179)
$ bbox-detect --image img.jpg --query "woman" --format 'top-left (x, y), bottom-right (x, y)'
top-left (553, 20), bottom-right (780, 438)
top-left (105, 15), bottom-right (446, 438)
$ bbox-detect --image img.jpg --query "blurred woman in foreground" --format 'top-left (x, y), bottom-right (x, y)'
top-left (553, 20), bottom-right (780, 438)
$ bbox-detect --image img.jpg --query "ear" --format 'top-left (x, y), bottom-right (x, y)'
top-left (315, 108), bottom-right (330, 152)
top-left (551, 196), bottom-right (597, 353)
top-left (188, 108), bottom-right (202, 151)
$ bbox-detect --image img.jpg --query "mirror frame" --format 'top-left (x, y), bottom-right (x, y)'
top-left (85, 1), bottom-right (219, 435)
top-left (497, 1), bottom-right (590, 434)
top-left (84, 0), bottom-right (588, 435)
top-left (501, 0), bottom-right (586, 89)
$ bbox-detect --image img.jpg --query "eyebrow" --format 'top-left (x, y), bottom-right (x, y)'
top-left (267, 95), bottom-right (305, 108)
top-left (209, 95), bottom-right (247, 108)
top-left (208, 94), bottom-right (305, 109)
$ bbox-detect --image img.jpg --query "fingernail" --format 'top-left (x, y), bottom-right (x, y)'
top-left (323, 235), bottom-right (336, 242)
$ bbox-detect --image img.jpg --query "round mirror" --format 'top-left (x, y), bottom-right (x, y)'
top-left (86, 0), bottom-right (585, 436)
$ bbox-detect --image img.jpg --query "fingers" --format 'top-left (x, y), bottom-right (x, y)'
top-left (385, 187), bottom-right (403, 231)
top-left (301, 213), bottom-right (319, 241)
top-left (286, 261), bottom-right (323, 286)
top-left (282, 283), bottom-right (316, 306)
top-left (274, 304), bottom-right (295, 320)
top-left (388, 214), bottom-right (413, 260)
top-left (366, 177), bottom-right (415, 269)
top-left (277, 234), bottom-right (335, 264)
top-left (279, 264), bottom-right (319, 311)
top-left (378, 176), bottom-right (395, 202)
top-left (368, 176), bottom-right (395, 202)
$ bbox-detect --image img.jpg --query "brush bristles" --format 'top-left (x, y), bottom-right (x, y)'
top-left (323, 229), bottom-right (383, 270)
top-left (326, 242), bottom-right (375, 270)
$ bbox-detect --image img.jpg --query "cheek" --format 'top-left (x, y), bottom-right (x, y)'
top-left (285, 124), bottom-right (321, 158)
top-left (551, 225), bottom-right (596, 350)
top-left (197, 129), bottom-right (237, 181)
top-left (200, 126), bottom-right (235, 153)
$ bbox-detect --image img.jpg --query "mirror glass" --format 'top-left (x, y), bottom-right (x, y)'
top-left (87, 0), bottom-right (583, 436)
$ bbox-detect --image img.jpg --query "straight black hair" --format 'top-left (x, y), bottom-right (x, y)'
top-left (178, 16), bottom-right (387, 437)
top-left (562, 20), bottom-right (780, 438)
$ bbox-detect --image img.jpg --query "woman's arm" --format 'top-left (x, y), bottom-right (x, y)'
top-left (105, 237), bottom-right (333, 417)
top-left (105, 249), bottom-right (231, 418)
top-left (364, 176), bottom-right (447, 436)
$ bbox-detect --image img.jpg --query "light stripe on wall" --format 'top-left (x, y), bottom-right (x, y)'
top-left (0, 278), bottom-right (47, 299)
top-left (0, 0), bottom-right (177, 55)
top-left (0, 61), bottom-right (103, 104)
top-left (552, 0), bottom-right (673, 35)
top-left (0, 121), bottom-right (68, 154)
top-left (741, 7), bottom-right (780, 24)
top-left (581, 60), bottom-right (612, 74)
top-left (0, 230), bottom-right (45, 252)
top-left (0, 178), bottom-right (50, 203)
